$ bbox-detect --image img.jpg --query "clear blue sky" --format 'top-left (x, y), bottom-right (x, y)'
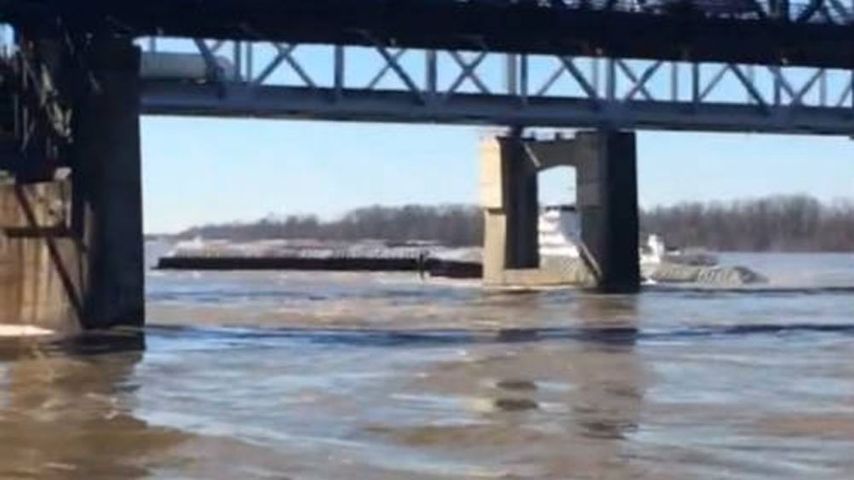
top-left (141, 117), bottom-right (854, 233)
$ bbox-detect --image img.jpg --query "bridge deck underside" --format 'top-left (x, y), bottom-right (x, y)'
top-left (6, 0), bottom-right (854, 68)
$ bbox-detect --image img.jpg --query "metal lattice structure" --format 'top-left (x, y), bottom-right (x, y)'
top-left (141, 39), bottom-right (854, 135)
top-left (0, 33), bottom-right (72, 178)
top-left (4, 0), bottom-right (854, 135)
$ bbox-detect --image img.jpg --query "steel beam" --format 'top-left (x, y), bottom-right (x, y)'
top-left (141, 82), bottom-right (854, 135)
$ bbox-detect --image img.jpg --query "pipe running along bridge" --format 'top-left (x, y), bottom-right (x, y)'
top-left (0, 0), bottom-right (851, 330)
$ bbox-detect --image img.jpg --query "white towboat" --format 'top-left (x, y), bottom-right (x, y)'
top-left (537, 204), bottom-right (718, 268)
top-left (538, 205), bottom-right (582, 259)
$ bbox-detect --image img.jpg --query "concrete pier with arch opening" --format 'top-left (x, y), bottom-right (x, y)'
top-left (480, 131), bottom-right (640, 293)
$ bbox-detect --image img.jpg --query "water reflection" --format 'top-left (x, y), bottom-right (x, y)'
top-left (0, 260), bottom-right (851, 478)
top-left (570, 295), bottom-right (643, 444)
top-left (0, 333), bottom-right (188, 479)
top-left (357, 293), bottom-right (650, 479)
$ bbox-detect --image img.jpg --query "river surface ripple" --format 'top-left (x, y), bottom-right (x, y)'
top-left (1, 253), bottom-right (854, 479)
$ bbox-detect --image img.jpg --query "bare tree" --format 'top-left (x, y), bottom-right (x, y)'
top-left (179, 195), bottom-right (854, 252)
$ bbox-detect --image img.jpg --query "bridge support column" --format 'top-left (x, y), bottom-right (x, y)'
top-left (479, 130), bottom-right (640, 292)
top-left (71, 38), bottom-right (145, 329)
top-left (480, 134), bottom-right (539, 285)
top-left (575, 131), bottom-right (640, 293)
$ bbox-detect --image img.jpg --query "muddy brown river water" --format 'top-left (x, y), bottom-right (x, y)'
top-left (1, 252), bottom-right (854, 479)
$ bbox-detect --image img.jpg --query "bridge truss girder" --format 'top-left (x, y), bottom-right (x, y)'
top-left (140, 39), bottom-right (854, 135)
top-left (0, 37), bottom-right (73, 180)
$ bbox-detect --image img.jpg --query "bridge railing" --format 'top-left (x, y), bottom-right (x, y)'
top-left (138, 37), bottom-right (854, 134)
top-left (1, 0), bottom-right (851, 27)
top-left (454, 0), bottom-right (853, 23)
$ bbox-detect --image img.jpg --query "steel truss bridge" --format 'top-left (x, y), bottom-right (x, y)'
top-left (142, 38), bottom-right (854, 134)
top-left (5, 0), bottom-right (854, 135)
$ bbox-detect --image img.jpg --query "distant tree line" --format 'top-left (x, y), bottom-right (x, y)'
top-left (178, 195), bottom-right (854, 251)
top-left (180, 204), bottom-right (483, 247)
top-left (642, 195), bottom-right (854, 252)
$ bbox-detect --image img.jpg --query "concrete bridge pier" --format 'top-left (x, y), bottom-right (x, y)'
top-left (0, 36), bottom-right (144, 332)
top-left (574, 131), bottom-right (641, 293)
top-left (480, 135), bottom-right (540, 283)
top-left (480, 130), bottom-right (640, 293)
top-left (70, 37), bottom-right (145, 329)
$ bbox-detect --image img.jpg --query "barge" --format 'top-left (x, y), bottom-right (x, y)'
top-left (156, 207), bottom-right (764, 285)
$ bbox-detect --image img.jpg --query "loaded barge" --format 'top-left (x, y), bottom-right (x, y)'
top-left (157, 207), bottom-right (765, 285)
top-left (156, 238), bottom-right (482, 278)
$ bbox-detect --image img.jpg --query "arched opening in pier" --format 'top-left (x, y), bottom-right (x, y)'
top-left (536, 165), bottom-right (580, 265)
top-left (538, 165), bottom-right (576, 210)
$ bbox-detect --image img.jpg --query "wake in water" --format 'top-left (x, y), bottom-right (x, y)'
top-left (139, 321), bottom-right (854, 351)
